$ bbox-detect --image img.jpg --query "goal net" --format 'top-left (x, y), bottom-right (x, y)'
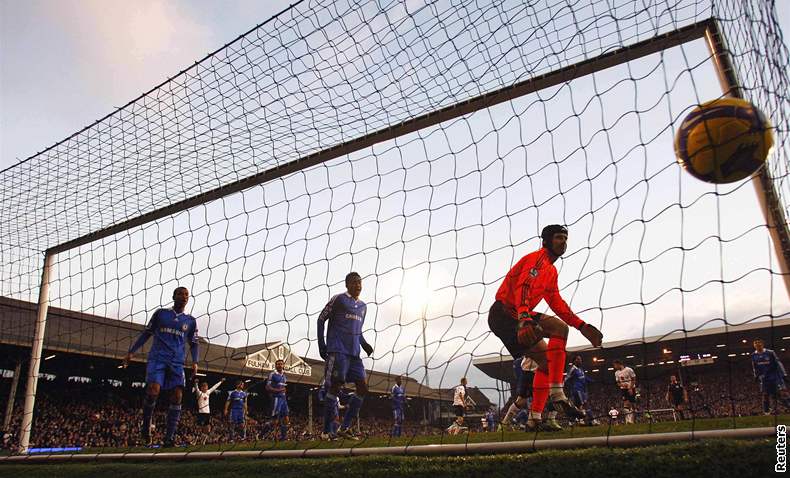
top-left (1, 0), bottom-right (788, 453)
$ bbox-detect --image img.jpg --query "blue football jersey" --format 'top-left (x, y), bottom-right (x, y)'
top-left (228, 390), bottom-right (247, 411)
top-left (752, 349), bottom-right (787, 382)
top-left (318, 293), bottom-right (367, 356)
top-left (565, 364), bottom-right (591, 392)
top-left (268, 370), bottom-right (287, 398)
top-left (134, 308), bottom-right (198, 364)
top-left (392, 384), bottom-right (405, 409)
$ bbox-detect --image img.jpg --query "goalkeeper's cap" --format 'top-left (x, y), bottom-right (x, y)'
top-left (541, 224), bottom-right (568, 242)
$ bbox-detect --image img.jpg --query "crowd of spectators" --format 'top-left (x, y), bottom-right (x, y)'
top-left (0, 382), bottom-right (439, 451)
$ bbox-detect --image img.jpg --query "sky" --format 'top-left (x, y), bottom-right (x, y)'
top-left (2, 0), bottom-right (790, 401)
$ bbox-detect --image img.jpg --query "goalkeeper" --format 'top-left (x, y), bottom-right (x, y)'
top-left (488, 225), bottom-right (603, 431)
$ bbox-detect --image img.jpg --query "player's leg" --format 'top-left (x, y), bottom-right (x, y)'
top-left (500, 358), bottom-right (535, 430)
top-left (339, 357), bottom-right (367, 437)
top-left (142, 361), bottom-right (165, 444)
top-left (523, 339), bottom-right (550, 427)
top-left (391, 408), bottom-right (399, 437)
top-left (278, 399), bottom-right (290, 440)
top-left (162, 364), bottom-right (185, 447)
top-left (322, 353), bottom-right (346, 437)
top-left (487, 301), bottom-right (534, 429)
top-left (534, 314), bottom-right (581, 421)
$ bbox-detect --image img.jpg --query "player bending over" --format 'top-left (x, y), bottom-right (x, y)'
top-left (124, 286), bottom-right (199, 447)
top-left (391, 376), bottom-right (405, 437)
top-left (488, 225), bottom-right (602, 431)
top-left (267, 359), bottom-right (290, 441)
top-left (193, 376), bottom-right (224, 444)
top-left (752, 338), bottom-right (790, 414)
top-left (224, 380), bottom-right (248, 442)
top-left (665, 375), bottom-right (687, 421)
top-left (613, 360), bottom-right (638, 424)
top-left (317, 272), bottom-right (374, 440)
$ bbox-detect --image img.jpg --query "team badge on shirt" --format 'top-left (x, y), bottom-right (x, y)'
top-left (529, 268), bottom-right (538, 278)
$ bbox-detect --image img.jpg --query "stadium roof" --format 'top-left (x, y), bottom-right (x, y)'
top-left (473, 317), bottom-right (790, 383)
top-left (0, 296), bottom-right (443, 399)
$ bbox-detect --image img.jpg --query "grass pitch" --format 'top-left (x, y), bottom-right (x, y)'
top-left (0, 438), bottom-right (778, 478)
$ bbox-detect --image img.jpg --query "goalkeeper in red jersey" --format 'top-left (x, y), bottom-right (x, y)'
top-left (489, 225), bottom-right (603, 431)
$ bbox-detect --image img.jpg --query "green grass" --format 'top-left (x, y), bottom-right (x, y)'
top-left (66, 413), bottom-right (789, 454)
top-left (0, 438), bottom-right (778, 478)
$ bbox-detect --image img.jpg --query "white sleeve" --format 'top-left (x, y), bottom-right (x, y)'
top-left (208, 381), bottom-right (222, 394)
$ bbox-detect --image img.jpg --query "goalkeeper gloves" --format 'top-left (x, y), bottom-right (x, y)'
top-left (579, 323), bottom-right (603, 347)
top-left (517, 312), bottom-right (543, 347)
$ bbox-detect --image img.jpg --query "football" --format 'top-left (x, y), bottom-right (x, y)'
top-left (674, 97), bottom-right (773, 183)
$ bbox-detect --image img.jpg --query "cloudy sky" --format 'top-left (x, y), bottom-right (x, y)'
top-left (2, 0), bottom-right (789, 399)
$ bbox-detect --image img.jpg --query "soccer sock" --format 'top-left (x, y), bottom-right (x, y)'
top-left (764, 395), bottom-right (771, 413)
top-left (142, 395), bottom-right (157, 434)
top-left (323, 394), bottom-right (337, 433)
top-left (342, 395), bottom-right (364, 429)
top-left (546, 336), bottom-right (567, 399)
top-left (530, 369), bottom-right (550, 419)
top-left (165, 404), bottom-right (181, 441)
top-left (503, 402), bottom-right (520, 424)
top-left (279, 423), bottom-right (287, 440)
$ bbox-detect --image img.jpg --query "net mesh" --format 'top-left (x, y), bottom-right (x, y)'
top-left (1, 0), bottom-right (789, 450)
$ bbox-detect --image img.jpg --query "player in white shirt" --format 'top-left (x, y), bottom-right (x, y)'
top-left (193, 377), bottom-right (224, 444)
top-left (608, 406), bottom-right (620, 424)
top-left (613, 360), bottom-right (638, 424)
top-left (447, 378), bottom-right (469, 434)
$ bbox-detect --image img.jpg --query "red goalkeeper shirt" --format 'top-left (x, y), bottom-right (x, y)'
top-left (495, 248), bottom-right (584, 329)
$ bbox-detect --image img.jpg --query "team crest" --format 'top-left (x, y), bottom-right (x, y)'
top-left (182, 323), bottom-right (188, 331)
top-left (529, 268), bottom-right (538, 278)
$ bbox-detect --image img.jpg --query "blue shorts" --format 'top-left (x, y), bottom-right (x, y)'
top-left (271, 396), bottom-right (289, 419)
top-left (230, 410), bottom-right (245, 425)
top-left (393, 407), bottom-right (403, 423)
top-left (324, 353), bottom-right (366, 388)
top-left (762, 378), bottom-right (786, 395)
top-left (571, 389), bottom-right (588, 407)
top-left (145, 360), bottom-right (185, 391)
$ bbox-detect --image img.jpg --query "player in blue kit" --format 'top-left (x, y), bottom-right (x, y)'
top-left (751, 338), bottom-right (790, 414)
top-left (267, 359), bottom-right (289, 441)
top-left (391, 376), bottom-right (405, 437)
top-left (485, 408), bottom-right (497, 432)
top-left (317, 272), bottom-right (374, 440)
top-left (123, 286), bottom-right (199, 447)
top-left (565, 355), bottom-right (595, 425)
top-left (224, 380), bottom-right (248, 441)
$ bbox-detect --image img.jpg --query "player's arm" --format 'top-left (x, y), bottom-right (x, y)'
top-left (224, 394), bottom-right (231, 416)
top-left (563, 366), bottom-right (574, 387)
top-left (683, 388), bottom-right (689, 402)
top-left (360, 333), bottom-right (373, 357)
top-left (316, 295), bottom-right (337, 360)
top-left (544, 275), bottom-right (602, 347)
top-left (208, 379), bottom-right (224, 394)
top-left (665, 385), bottom-right (670, 403)
top-left (771, 350), bottom-right (788, 378)
top-left (187, 323), bottom-right (199, 376)
top-left (751, 354), bottom-right (759, 381)
top-left (265, 373), bottom-right (276, 394)
top-left (243, 396), bottom-right (248, 416)
top-left (124, 311), bottom-right (159, 365)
